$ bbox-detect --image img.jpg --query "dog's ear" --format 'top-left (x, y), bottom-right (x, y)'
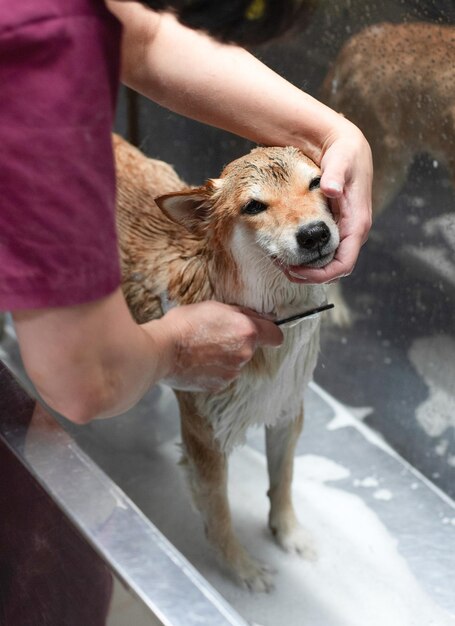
top-left (155, 179), bottom-right (222, 232)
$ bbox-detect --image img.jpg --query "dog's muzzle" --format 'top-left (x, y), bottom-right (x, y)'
top-left (296, 221), bottom-right (331, 251)
top-left (293, 220), bottom-right (337, 268)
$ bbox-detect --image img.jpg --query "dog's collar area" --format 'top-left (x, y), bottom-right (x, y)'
top-left (275, 303), bottom-right (335, 326)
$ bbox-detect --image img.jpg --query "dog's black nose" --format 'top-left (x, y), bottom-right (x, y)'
top-left (296, 221), bottom-right (331, 251)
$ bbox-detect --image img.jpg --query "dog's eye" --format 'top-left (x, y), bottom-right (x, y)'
top-left (309, 177), bottom-right (321, 191)
top-left (241, 199), bottom-right (268, 215)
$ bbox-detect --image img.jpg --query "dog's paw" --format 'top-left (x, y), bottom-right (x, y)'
top-left (218, 537), bottom-right (276, 592)
top-left (271, 521), bottom-right (318, 561)
top-left (236, 556), bottom-right (275, 593)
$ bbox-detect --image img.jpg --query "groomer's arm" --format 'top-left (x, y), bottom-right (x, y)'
top-left (107, 1), bottom-right (372, 282)
top-left (13, 289), bottom-right (282, 424)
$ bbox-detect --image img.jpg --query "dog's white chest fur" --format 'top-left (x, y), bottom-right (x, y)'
top-left (197, 318), bottom-right (321, 452)
top-left (195, 228), bottom-right (328, 452)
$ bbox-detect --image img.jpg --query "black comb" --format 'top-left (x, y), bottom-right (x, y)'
top-left (275, 303), bottom-right (335, 326)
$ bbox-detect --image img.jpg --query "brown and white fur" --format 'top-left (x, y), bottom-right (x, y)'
top-left (114, 134), bottom-right (339, 591)
top-left (321, 22), bottom-right (455, 215)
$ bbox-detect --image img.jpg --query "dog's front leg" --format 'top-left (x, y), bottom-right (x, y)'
top-left (266, 411), bottom-right (317, 560)
top-left (179, 397), bottom-right (274, 591)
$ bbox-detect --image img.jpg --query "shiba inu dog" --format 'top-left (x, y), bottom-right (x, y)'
top-left (114, 134), bottom-right (339, 591)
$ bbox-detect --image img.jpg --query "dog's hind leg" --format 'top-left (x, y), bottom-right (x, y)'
top-left (179, 396), bottom-right (274, 592)
top-left (266, 410), bottom-right (317, 560)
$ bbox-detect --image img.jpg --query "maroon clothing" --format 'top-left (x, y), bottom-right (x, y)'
top-left (0, 0), bottom-right (122, 310)
top-left (0, 364), bottom-right (113, 625)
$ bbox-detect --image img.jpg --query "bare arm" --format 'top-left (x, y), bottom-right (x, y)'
top-left (8, 2), bottom-right (290, 427)
top-left (13, 288), bottom-right (282, 424)
top-left (107, 2), bottom-right (373, 282)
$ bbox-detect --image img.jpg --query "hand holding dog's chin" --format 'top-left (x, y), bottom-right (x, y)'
top-left (293, 119), bottom-right (373, 285)
top-left (148, 302), bottom-right (283, 393)
top-left (286, 233), bottom-right (363, 284)
top-left (286, 198), bottom-right (369, 284)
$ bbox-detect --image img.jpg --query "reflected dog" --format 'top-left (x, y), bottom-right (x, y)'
top-left (114, 135), bottom-right (339, 591)
top-left (321, 22), bottom-right (455, 215)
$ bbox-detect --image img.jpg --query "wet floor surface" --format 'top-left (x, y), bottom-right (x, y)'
top-left (64, 384), bottom-right (455, 626)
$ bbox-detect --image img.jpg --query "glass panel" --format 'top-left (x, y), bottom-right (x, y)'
top-left (116, 0), bottom-right (455, 497)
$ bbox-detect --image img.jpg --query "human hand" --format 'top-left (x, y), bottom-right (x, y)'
top-left (147, 301), bottom-right (283, 392)
top-left (289, 120), bottom-right (373, 284)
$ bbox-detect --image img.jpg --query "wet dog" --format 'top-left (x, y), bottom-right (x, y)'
top-left (114, 134), bottom-right (339, 591)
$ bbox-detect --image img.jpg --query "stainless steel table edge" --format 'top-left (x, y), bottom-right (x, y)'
top-left (0, 361), bottom-right (249, 626)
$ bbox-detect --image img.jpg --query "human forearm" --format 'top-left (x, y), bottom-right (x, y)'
top-left (13, 289), bottom-right (282, 424)
top-left (111, 5), bottom-right (348, 163)
top-left (13, 289), bottom-right (173, 424)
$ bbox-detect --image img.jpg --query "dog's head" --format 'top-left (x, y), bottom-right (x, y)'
top-left (155, 147), bottom-right (339, 280)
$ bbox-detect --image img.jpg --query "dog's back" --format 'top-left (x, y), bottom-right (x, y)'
top-left (113, 134), bottom-right (209, 322)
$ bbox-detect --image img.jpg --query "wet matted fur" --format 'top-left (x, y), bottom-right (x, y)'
top-left (114, 134), bottom-right (339, 591)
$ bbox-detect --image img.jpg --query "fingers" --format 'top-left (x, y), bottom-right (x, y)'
top-left (233, 306), bottom-right (283, 347)
top-left (320, 162), bottom-right (346, 199)
top-left (245, 313), bottom-right (283, 348)
top-left (160, 301), bottom-right (283, 393)
top-left (284, 256), bottom-right (350, 284)
top-left (300, 126), bottom-right (373, 285)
